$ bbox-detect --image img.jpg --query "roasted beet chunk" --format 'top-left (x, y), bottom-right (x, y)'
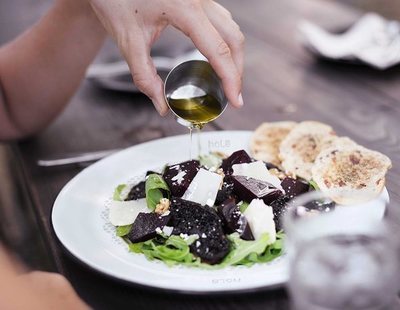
top-left (128, 213), bottom-right (171, 243)
top-left (215, 175), bottom-right (236, 205)
top-left (281, 177), bottom-right (310, 199)
top-left (163, 160), bottom-right (200, 197)
top-left (217, 198), bottom-right (254, 240)
top-left (270, 196), bottom-right (291, 231)
top-left (169, 198), bottom-right (229, 264)
top-left (220, 150), bottom-right (252, 174)
top-left (232, 175), bottom-right (283, 205)
top-left (125, 181), bottom-right (146, 201)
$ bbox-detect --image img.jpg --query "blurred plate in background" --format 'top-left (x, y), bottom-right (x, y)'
top-left (86, 49), bottom-right (206, 93)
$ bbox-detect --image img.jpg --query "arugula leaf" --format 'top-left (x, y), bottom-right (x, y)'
top-left (309, 180), bottom-right (320, 191)
top-left (116, 225), bottom-right (132, 237)
top-left (239, 232), bottom-right (284, 265)
top-left (199, 152), bottom-right (225, 169)
top-left (220, 233), bottom-right (272, 266)
top-left (128, 235), bottom-right (202, 267)
top-left (113, 184), bottom-right (127, 201)
top-left (239, 201), bottom-right (250, 213)
top-left (221, 232), bottom-right (285, 267)
top-left (145, 174), bottom-right (170, 211)
top-left (124, 232), bottom-right (285, 268)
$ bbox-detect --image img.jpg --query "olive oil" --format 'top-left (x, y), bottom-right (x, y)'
top-left (168, 93), bottom-right (223, 159)
top-left (167, 93), bottom-right (224, 129)
top-left (167, 86), bottom-right (225, 159)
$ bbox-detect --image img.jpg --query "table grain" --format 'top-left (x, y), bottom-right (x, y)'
top-left (2, 0), bottom-right (400, 309)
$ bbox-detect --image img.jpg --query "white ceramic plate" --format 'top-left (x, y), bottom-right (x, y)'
top-left (52, 131), bottom-right (388, 293)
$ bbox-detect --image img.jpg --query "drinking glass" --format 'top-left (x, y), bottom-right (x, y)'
top-left (283, 190), bottom-right (400, 310)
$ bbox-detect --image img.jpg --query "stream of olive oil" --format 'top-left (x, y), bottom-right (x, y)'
top-left (188, 126), bottom-right (202, 159)
top-left (168, 94), bottom-right (223, 159)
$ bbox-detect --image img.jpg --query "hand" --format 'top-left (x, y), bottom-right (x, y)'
top-left (18, 271), bottom-right (90, 310)
top-left (88, 0), bottom-right (245, 115)
top-left (0, 247), bottom-right (88, 309)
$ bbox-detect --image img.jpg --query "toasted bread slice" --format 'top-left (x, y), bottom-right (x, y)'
top-left (318, 136), bottom-right (358, 153)
top-left (312, 144), bottom-right (392, 204)
top-left (279, 121), bottom-right (336, 180)
top-left (250, 121), bottom-right (297, 167)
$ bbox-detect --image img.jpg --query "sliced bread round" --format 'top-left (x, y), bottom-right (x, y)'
top-left (250, 121), bottom-right (297, 167)
top-left (312, 143), bottom-right (392, 204)
top-left (279, 121), bottom-right (336, 180)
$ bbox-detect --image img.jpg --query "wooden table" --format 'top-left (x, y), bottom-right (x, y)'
top-left (2, 0), bottom-right (400, 309)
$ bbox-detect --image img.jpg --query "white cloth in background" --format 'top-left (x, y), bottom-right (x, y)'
top-left (299, 13), bottom-right (400, 70)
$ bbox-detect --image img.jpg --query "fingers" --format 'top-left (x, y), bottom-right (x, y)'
top-left (21, 272), bottom-right (90, 310)
top-left (173, 9), bottom-right (243, 108)
top-left (204, 1), bottom-right (245, 77)
top-left (119, 34), bottom-right (168, 116)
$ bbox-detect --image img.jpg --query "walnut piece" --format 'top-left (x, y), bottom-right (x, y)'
top-left (216, 168), bottom-right (225, 178)
top-left (216, 168), bottom-right (225, 189)
top-left (269, 168), bottom-right (288, 180)
top-left (155, 198), bottom-right (171, 215)
top-left (212, 151), bottom-right (228, 159)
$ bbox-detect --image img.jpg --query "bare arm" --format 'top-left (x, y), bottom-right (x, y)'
top-left (0, 247), bottom-right (89, 309)
top-left (0, 0), bottom-right (105, 141)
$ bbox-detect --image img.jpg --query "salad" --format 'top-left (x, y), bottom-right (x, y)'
top-left (109, 149), bottom-right (320, 268)
top-left (108, 120), bottom-right (392, 268)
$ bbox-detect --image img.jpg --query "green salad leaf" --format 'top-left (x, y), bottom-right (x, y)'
top-left (199, 152), bottom-right (225, 169)
top-left (124, 232), bottom-right (285, 268)
top-left (113, 184), bottom-right (127, 201)
top-left (116, 225), bottom-right (132, 237)
top-left (236, 232), bottom-right (285, 266)
top-left (127, 235), bottom-right (202, 267)
top-left (145, 174), bottom-right (170, 211)
top-left (239, 201), bottom-right (250, 213)
top-left (220, 233), bottom-right (272, 266)
top-left (309, 180), bottom-right (320, 191)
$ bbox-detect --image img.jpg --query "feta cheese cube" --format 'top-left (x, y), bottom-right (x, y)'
top-left (244, 199), bottom-right (276, 242)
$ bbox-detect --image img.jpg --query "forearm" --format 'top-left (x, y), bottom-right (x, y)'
top-left (0, 247), bottom-right (89, 309)
top-left (0, 0), bottom-right (106, 140)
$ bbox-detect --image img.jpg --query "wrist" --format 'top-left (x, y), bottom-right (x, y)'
top-left (56, 0), bottom-right (103, 28)
top-left (56, 0), bottom-right (106, 41)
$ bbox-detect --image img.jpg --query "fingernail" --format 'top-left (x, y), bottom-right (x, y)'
top-left (238, 93), bottom-right (244, 107)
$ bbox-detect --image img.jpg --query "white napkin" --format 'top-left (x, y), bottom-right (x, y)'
top-left (299, 13), bottom-right (400, 70)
